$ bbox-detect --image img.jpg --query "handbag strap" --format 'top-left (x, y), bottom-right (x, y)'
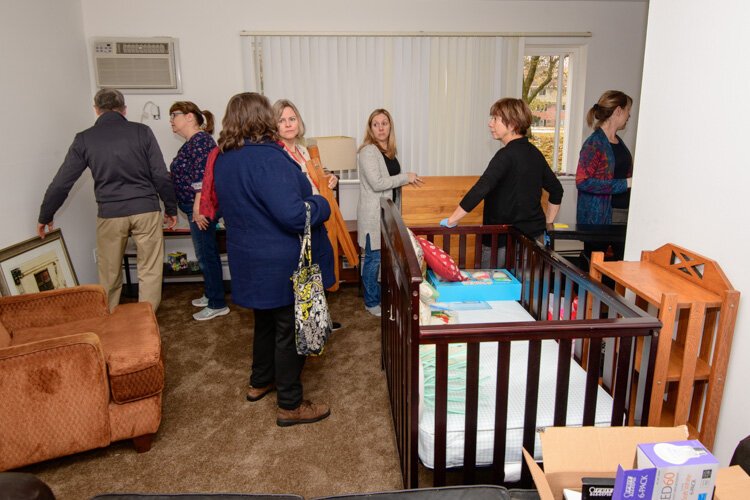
top-left (297, 202), bottom-right (312, 269)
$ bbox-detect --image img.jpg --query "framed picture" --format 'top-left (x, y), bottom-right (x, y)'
top-left (0, 229), bottom-right (78, 296)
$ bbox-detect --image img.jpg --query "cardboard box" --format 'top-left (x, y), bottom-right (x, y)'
top-left (427, 269), bottom-right (521, 302)
top-left (522, 425), bottom-right (689, 500)
top-left (715, 466), bottom-right (750, 500)
top-left (636, 440), bottom-right (719, 500)
top-left (308, 136), bottom-right (356, 171)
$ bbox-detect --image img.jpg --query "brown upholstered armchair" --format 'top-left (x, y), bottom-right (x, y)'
top-left (0, 285), bottom-right (164, 471)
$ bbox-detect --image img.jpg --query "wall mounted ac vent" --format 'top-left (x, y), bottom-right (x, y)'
top-left (92, 37), bottom-right (182, 94)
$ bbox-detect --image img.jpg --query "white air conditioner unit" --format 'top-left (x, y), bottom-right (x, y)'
top-left (92, 37), bottom-right (182, 94)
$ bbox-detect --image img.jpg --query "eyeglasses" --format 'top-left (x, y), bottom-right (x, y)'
top-left (169, 112), bottom-right (185, 120)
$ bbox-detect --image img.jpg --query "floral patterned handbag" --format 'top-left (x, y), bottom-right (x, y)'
top-left (291, 202), bottom-right (332, 355)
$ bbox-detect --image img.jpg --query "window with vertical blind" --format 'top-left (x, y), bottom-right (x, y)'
top-left (523, 44), bottom-right (586, 174)
top-left (241, 34), bottom-right (586, 177)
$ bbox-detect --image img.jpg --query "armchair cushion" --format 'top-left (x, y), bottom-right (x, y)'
top-left (12, 302), bottom-right (163, 404)
top-left (13, 317), bottom-right (107, 344)
top-left (100, 303), bottom-right (163, 403)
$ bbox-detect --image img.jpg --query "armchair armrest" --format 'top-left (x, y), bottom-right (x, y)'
top-left (0, 285), bottom-right (108, 334)
top-left (0, 332), bottom-right (111, 471)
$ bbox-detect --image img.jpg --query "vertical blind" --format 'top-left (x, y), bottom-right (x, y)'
top-left (243, 35), bottom-right (514, 176)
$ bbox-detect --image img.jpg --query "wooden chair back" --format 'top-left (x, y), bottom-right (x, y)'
top-left (642, 243), bottom-right (735, 295)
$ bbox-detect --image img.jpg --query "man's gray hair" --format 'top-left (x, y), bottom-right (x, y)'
top-left (94, 88), bottom-right (125, 111)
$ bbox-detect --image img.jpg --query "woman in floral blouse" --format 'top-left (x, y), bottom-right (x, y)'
top-left (575, 90), bottom-right (633, 261)
top-left (169, 101), bottom-right (228, 321)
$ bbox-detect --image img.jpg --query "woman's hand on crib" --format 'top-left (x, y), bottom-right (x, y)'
top-left (440, 218), bottom-right (457, 228)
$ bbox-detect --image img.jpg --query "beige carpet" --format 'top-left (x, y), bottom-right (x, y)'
top-left (23, 283), bottom-right (403, 499)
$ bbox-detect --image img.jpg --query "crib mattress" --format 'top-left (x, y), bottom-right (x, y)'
top-left (418, 300), bottom-right (614, 481)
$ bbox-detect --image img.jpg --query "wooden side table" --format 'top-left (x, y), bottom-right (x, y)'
top-left (589, 243), bottom-right (739, 448)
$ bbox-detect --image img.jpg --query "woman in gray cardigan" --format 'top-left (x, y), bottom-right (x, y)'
top-left (357, 108), bottom-right (423, 317)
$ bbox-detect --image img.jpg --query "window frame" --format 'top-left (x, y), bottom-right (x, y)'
top-left (522, 42), bottom-right (587, 175)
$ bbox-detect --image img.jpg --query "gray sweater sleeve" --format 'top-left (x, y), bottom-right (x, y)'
top-left (358, 145), bottom-right (408, 191)
top-left (38, 134), bottom-right (88, 224)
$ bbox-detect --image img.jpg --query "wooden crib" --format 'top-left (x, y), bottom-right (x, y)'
top-left (379, 199), bottom-right (662, 489)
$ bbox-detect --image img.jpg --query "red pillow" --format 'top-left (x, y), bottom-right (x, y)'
top-left (417, 237), bottom-right (464, 282)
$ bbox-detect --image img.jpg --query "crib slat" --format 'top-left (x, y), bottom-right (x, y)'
top-left (533, 251), bottom-right (546, 320)
top-left (505, 234), bottom-right (515, 271)
top-left (518, 242), bottom-right (532, 311)
top-left (492, 341), bottom-right (511, 484)
top-left (434, 344), bottom-right (449, 486)
top-left (521, 339), bottom-right (542, 485)
top-left (583, 337), bottom-right (603, 425)
top-left (463, 342), bottom-right (480, 484)
top-left (550, 267), bottom-right (561, 322)
top-left (602, 305), bottom-right (619, 391)
top-left (442, 233), bottom-right (451, 254)
top-left (539, 260), bottom-right (552, 321)
top-left (640, 329), bottom-right (660, 425)
top-left (611, 335), bottom-right (635, 425)
top-left (489, 234), bottom-right (499, 268)
top-left (458, 234), bottom-right (467, 268)
top-left (563, 275), bottom-right (573, 321)
top-left (554, 339), bottom-right (572, 426)
top-left (474, 235), bottom-right (483, 269)
top-left (573, 288), bottom-right (586, 364)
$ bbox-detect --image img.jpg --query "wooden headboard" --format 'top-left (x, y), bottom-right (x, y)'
top-left (401, 175), bottom-right (549, 226)
top-left (401, 176), bottom-right (481, 226)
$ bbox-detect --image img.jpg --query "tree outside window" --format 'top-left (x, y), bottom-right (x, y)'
top-left (522, 54), bottom-right (570, 173)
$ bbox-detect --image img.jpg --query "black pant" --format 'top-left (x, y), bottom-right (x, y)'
top-left (251, 304), bottom-right (306, 410)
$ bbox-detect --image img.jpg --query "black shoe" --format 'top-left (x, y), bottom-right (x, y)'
top-left (331, 321), bottom-right (342, 331)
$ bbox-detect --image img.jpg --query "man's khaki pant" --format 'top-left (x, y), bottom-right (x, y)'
top-left (96, 211), bottom-right (164, 312)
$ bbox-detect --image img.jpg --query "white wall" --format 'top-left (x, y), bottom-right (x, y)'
top-left (73, 0), bottom-right (648, 258)
top-left (0, 0), bottom-right (98, 285)
top-left (629, 0), bottom-right (750, 464)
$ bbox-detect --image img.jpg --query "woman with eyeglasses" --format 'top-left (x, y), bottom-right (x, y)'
top-left (169, 101), bottom-right (228, 321)
top-left (441, 98), bottom-right (563, 267)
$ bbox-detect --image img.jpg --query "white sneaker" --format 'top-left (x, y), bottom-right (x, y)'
top-left (193, 306), bottom-right (230, 321)
top-left (366, 305), bottom-right (382, 317)
top-left (191, 295), bottom-right (209, 307)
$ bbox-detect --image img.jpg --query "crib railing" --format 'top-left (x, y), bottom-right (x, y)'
top-left (380, 199), bottom-right (662, 489)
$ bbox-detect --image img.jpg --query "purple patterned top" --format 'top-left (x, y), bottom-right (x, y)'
top-left (170, 131), bottom-right (217, 205)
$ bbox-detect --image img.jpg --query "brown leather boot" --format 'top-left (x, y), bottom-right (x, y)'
top-left (246, 383), bottom-right (275, 402)
top-left (276, 400), bottom-right (331, 427)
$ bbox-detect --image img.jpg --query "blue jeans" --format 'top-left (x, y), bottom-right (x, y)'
top-left (362, 234), bottom-right (381, 308)
top-left (179, 202), bottom-right (226, 309)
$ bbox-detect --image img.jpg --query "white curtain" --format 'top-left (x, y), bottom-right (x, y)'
top-left (243, 35), bottom-right (511, 177)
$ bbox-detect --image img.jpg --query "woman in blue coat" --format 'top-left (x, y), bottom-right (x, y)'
top-left (213, 92), bottom-right (334, 427)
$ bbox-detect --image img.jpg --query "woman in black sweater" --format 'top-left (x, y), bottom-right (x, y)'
top-left (442, 98), bottom-right (563, 267)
